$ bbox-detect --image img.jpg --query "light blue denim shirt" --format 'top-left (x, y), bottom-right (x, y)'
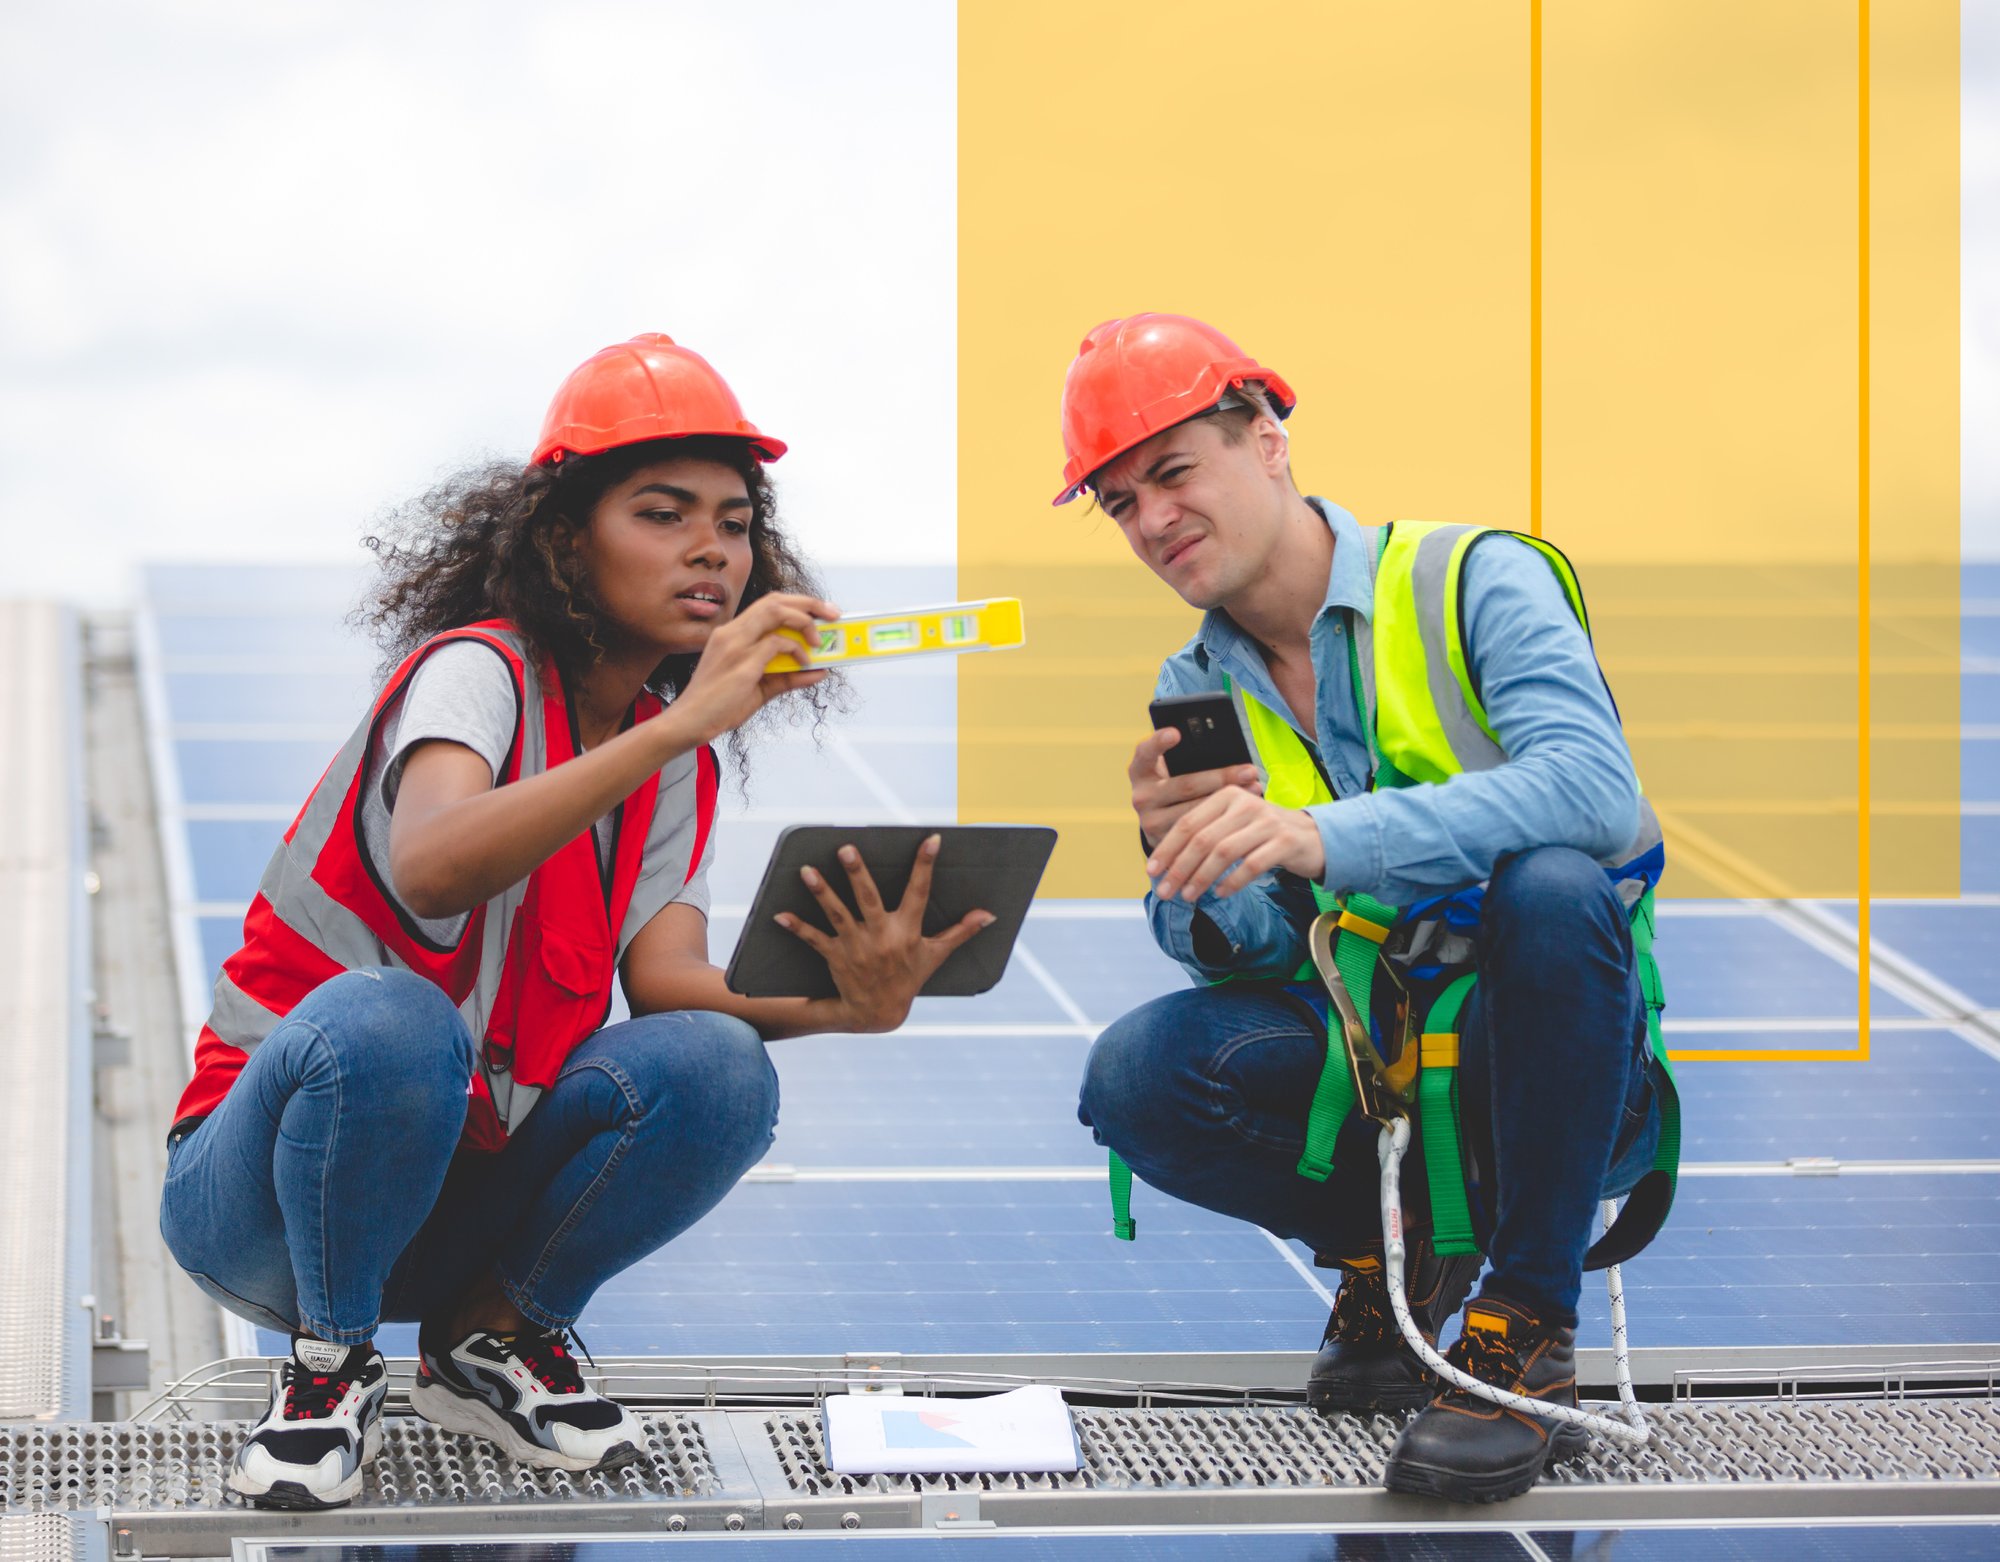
top-left (1147, 499), bottom-right (1642, 982)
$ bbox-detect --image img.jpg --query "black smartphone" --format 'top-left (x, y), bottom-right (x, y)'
top-left (1149, 690), bottom-right (1263, 779)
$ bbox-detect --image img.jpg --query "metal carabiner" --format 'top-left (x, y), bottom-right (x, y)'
top-left (1308, 910), bottom-right (1414, 1128)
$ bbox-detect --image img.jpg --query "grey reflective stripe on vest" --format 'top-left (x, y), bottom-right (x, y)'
top-left (1407, 523), bottom-right (1507, 773)
top-left (207, 969), bottom-right (282, 1049)
top-left (202, 628), bottom-right (540, 1132)
top-left (1384, 529), bottom-right (1664, 964)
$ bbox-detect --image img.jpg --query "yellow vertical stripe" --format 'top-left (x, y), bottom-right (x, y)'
top-left (1530, 0), bottom-right (1544, 542)
top-left (1858, 0), bottom-right (1870, 1061)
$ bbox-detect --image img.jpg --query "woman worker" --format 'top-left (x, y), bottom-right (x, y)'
top-left (159, 334), bottom-right (991, 1510)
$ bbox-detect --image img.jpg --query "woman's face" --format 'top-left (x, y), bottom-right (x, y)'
top-left (573, 455), bottom-right (757, 657)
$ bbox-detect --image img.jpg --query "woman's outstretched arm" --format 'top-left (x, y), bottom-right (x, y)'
top-left (389, 593), bottom-right (831, 920)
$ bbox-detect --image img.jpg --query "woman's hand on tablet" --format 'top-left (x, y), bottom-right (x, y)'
top-left (668, 592), bottom-right (839, 744)
top-left (774, 834), bottom-right (995, 1033)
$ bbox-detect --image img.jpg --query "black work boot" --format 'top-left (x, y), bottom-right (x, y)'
top-left (1306, 1234), bottom-right (1481, 1414)
top-left (1382, 1294), bottom-right (1588, 1502)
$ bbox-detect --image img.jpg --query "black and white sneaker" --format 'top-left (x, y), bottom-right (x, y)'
top-left (228, 1335), bottom-right (387, 1510)
top-left (409, 1325), bottom-right (644, 1473)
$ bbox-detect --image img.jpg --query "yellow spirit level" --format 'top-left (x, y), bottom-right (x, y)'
top-left (765, 598), bottom-right (1026, 673)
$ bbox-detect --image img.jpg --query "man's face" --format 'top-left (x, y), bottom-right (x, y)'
top-left (1090, 414), bottom-right (1286, 611)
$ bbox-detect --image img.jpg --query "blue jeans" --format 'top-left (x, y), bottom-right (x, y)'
top-left (1080, 847), bottom-right (1662, 1325)
top-left (160, 968), bottom-right (779, 1345)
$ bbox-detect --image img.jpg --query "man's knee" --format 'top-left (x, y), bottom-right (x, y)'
top-left (1078, 1014), bottom-right (1184, 1152)
top-left (1484, 847), bottom-right (1622, 948)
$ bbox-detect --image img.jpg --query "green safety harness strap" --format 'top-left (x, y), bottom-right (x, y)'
top-left (1109, 1149), bottom-right (1136, 1240)
top-left (1294, 885), bottom-right (1392, 1181)
top-left (1294, 599), bottom-right (1394, 1181)
top-left (1416, 973), bottom-right (1479, 1254)
top-left (1581, 883), bottom-right (1681, 1269)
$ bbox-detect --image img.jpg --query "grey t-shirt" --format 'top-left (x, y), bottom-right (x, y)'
top-left (360, 640), bottom-right (713, 949)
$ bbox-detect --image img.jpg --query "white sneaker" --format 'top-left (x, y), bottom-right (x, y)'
top-left (229, 1335), bottom-right (387, 1509)
top-left (409, 1325), bottom-right (644, 1473)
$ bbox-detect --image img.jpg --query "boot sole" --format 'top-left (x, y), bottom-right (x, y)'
top-left (1382, 1422), bottom-right (1588, 1504)
top-left (1307, 1379), bottom-right (1433, 1415)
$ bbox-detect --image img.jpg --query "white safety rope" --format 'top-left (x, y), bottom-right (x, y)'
top-left (1376, 1116), bottom-right (1650, 1447)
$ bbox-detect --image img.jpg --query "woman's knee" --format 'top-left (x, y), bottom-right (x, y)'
top-left (288, 968), bottom-right (474, 1100)
top-left (614, 1011), bottom-right (779, 1147)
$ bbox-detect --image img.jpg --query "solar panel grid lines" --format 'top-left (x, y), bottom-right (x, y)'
top-left (131, 562), bottom-right (2000, 1369)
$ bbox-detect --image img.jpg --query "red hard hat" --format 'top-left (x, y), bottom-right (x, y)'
top-left (532, 333), bottom-right (787, 467)
top-left (1052, 313), bottom-right (1294, 505)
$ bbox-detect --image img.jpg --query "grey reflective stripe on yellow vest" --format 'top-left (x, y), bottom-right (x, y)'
top-left (202, 630), bottom-right (550, 1135)
top-left (1112, 522), bottom-right (1680, 1270)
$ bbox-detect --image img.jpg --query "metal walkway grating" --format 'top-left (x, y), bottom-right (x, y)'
top-left (5, 1398), bottom-right (1997, 1553)
top-left (765, 1398), bottom-right (2000, 1494)
top-left (0, 1415), bottom-right (720, 1514)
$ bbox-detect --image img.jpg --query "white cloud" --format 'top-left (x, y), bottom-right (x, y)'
top-left (0, 0), bottom-right (955, 606)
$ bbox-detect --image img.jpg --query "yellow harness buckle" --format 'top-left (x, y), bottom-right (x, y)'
top-left (1336, 909), bottom-right (1392, 944)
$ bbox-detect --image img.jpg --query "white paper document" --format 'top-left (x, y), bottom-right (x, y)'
top-left (822, 1385), bottom-right (1082, 1475)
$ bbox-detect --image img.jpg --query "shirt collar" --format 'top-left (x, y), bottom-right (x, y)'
top-left (1193, 497), bottom-right (1373, 669)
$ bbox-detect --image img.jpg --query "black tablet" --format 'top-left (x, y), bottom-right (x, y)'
top-left (723, 824), bottom-right (1058, 1000)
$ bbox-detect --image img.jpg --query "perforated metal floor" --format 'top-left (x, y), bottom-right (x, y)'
top-left (7, 1396), bottom-right (1998, 1554)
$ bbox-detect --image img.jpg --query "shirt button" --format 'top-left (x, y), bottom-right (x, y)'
top-left (1331, 622), bottom-right (1345, 636)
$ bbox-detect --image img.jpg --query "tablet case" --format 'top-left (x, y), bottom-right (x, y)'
top-left (723, 824), bottom-right (1058, 1000)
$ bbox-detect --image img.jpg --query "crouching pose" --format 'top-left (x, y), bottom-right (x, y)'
top-left (161, 334), bottom-right (990, 1509)
top-left (1057, 315), bottom-right (1679, 1503)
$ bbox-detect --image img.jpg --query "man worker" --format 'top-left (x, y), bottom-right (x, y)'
top-left (1058, 313), bottom-right (1676, 1503)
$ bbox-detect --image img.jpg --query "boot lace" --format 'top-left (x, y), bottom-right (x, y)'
top-left (1439, 1325), bottom-right (1525, 1402)
top-left (1327, 1263), bottom-right (1396, 1347)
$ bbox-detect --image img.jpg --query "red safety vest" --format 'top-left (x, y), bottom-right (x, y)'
top-left (171, 620), bottom-right (718, 1151)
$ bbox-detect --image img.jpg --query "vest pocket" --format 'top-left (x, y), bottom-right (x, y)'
top-left (495, 920), bottom-right (610, 1091)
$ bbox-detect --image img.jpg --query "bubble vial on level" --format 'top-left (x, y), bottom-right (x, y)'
top-left (866, 622), bottom-right (917, 651)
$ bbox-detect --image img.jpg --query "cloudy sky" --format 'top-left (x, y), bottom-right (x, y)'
top-left (0, 0), bottom-right (955, 606)
top-left (0, 2), bottom-right (1993, 609)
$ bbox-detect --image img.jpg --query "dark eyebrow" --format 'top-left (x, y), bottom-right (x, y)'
top-left (633, 482), bottom-right (752, 511)
top-left (1097, 445), bottom-right (1195, 505)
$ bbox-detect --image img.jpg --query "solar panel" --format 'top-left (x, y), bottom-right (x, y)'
top-left (137, 561), bottom-right (2000, 1377)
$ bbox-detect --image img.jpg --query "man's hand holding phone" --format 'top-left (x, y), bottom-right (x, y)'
top-left (1128, 727), bottom-right (1264, 850)
top-left (1130, 692), bottom-right (1327, 902)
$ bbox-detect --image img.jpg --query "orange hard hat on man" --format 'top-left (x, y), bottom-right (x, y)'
top-left (533, 333), bottom-right (787, 468)
top-left (1052, 313), bottom-right (1294, 506)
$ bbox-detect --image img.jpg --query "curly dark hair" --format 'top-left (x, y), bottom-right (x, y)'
top-left (353, 436), bottom-right (844, 780)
